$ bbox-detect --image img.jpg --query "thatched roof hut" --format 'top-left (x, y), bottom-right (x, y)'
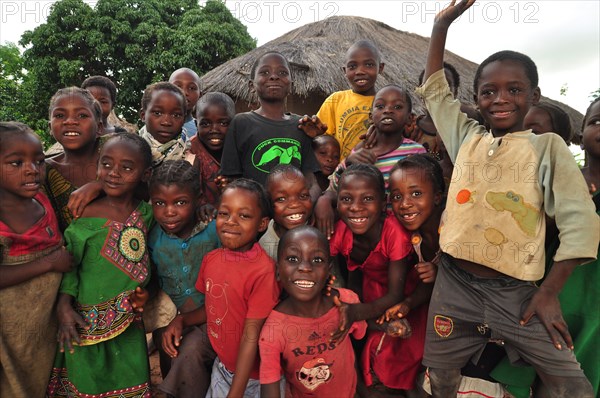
top-left (200, 15), bottom-right (583, 141)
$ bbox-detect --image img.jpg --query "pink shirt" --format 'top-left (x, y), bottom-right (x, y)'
top-left (259, 288), bottom-right (366, 397)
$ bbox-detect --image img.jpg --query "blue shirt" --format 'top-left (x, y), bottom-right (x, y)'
top-left (182, 115), bottom-right (197, 140)
top-left (148, 220), bottom-right (219, 308)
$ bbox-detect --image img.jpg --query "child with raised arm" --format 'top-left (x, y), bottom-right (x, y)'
top-left (418, 1), bottom-right (598, 396)
top-left (260, 226), bottom-right (367, 398)
top-left (0, 122), bottom-right (73, 397)
top-left (162, 179), bottom-right (280, 397)
top-left (259, 164), bottom-right (314, 260)
top-left (220, 51), bottom-right (321, 190)
top-left (148, 160), bottom-right (220, 397)
top-left (169, 67), bottom-right (202, 139)
top-left (47, 133), bottom-right (155, 397)
top-left (317, 40), bottom-right (385, 159)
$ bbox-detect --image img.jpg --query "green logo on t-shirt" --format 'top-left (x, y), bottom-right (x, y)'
top-left (252, 138), bottom-right (301, 173)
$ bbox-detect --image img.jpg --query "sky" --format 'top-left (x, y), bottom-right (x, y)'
top-left (1, 0), bottom-right (598, 113)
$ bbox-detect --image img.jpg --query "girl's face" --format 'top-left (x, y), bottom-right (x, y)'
top-left (582, 101), bottom-right (600, 159)
top-left (389, 168), bottom-right (441, 232)
top-left (150, 183), bottom-right (198, 239)
top-left (268, 172), bottom-right (313, 232)
top-left (337, 174), bottom-right (385, 236)
top-left (86, 86), bottom-right (113, 121)
top-left (475, 60), bottom-right (540, 137)
top-left (371, 86), bottom-right (412, 135)
top-left (50, 94), bottom-right (101, 151)
top-left (314, 140), bottom-right (340, 177)
top-left (0, 133), bottom-right (45, 200)
top-left (143, 90), bottom-right (186, 144)
top-left (278, 229), bottom-right (331, 303)
top-left (523, 107), bottom-right (553, 135)
top-left (216, 187), bottom-right (269, 252)
top-left (97, 139), bottom-right (150, 199)
top-left (197, 104), bottom-right (231, 153)
top-left (251, 54), bottom-right (291, 102)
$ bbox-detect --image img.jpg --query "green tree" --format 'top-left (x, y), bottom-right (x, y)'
top-left (0, 42), bottom-right (26, 122)
top-left (20, 0), bottom-right (255, 134)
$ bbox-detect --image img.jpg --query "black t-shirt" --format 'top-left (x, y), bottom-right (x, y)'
top-left (220, 111), bottom-right (320, 186)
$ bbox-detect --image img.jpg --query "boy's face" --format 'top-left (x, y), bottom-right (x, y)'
top-left (343, 47), bottom-right (384, 96)
top-left (337, 174), bottom-right (385, 236)
top-left (314, 140), bottom-right (340, 177)
top-left (170, 70), bottom-right (201, 116)
top-left (197, 104), bottom-right (231, 153)
top-left (142, 90), bottom-right (186, 144)
top-left (370, 86), bottom-right (412, 135)
top-left (268, 172), bottom-right (313, 233)
top-left (50, 94), bottom-right (101, 151)
top-left (216, 188), bottom-right (269, 252)
top-left (150, 183), bottom-right (198, 239)
top-left (277, 229), bottom-right (331, 303)
top-left (582, 101), bottom-right (600, 159)
top-left (475, 60), bottom-right (540, 137)
top-left (87, 86), bottom-right (113, 121)
top-left (250, 53), bottom-right (292, 102)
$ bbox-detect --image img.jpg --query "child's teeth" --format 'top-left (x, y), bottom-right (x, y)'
top-left (350, 217), bottom-right (366, 223)
top-left (64, 132), bottom-right (80, 136)
top-left (294, 280), bottom-right (315, 288)
top-left (287, 214), bottom-right (302, 221)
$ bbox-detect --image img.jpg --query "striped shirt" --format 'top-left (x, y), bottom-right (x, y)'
top-left (328, 138), bottom-right (426, 194)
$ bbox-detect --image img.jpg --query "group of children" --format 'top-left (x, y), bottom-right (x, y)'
top-left (1, 1), bottom-right (599, 397)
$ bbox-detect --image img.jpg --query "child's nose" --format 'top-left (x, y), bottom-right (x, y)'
top-left (23, 161), bottom-right (40, 175)
top-left (298, 260), bottom-right (312, 272)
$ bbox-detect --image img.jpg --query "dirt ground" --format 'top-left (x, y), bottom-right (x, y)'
top-left (149, 343), bottom-right (167, 397)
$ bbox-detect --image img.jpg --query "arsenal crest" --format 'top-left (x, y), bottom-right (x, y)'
top-left (434, 315), bottom-right (454, 338)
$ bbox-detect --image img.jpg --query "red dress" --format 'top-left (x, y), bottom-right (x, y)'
top-left (330, 213), bottom-right (427, 390)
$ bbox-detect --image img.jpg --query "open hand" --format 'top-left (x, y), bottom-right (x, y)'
top-left (434, 0), bottom-right (477, 27)
top-left (56, 300), bottom-right (88, 354)
top-left (384, 318), bottom-right (412, 338)
top-left (199, 204), bottom-right (217, 223)
top-left (377, 301), bottom-right (411, 324)
top-left (520, 287), bottom-right (573, 350)
top-left (298, 115), bottom-right (327, 138)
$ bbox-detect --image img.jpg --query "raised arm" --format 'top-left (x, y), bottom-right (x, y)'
top-left (423, 0), bottom-right (476, 83)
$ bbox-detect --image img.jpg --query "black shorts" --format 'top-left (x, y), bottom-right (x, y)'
top-left (423, 254), bottom-right (585, 377)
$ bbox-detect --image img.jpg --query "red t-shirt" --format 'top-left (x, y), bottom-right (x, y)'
top-left (196, 243), bottom-right (280, 379)
top-left (259, 288), bottom-right (366, 397)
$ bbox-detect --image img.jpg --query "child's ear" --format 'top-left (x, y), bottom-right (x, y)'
top-left (434, 191), bottom-right (443, 206)
top-left (341, 66), bottom-right (346, 74)
top-left (368, 112), bottom-right (373, 123)
top-left (378, 62), bottom-right (385, 74)
top-left (139, 108), bottom-right (146, 123)
top-left (248, 80), bottom-right (255, 93)
top-left (531, 87), bottom-right (541, 105)
top-left (141, 167), bottom-right (152, 183)
top-left (258, 216), bottom-right (270, 233)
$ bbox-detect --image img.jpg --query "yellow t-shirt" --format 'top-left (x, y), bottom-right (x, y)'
top-left (317, 90), bottom-right (373, 159)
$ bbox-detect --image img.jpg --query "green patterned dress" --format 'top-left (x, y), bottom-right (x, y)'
top-left (47, 202), bottom-right (154, 398)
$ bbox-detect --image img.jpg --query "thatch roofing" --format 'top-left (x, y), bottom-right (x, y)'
top-left (200, 15), bottom-right (583, 140)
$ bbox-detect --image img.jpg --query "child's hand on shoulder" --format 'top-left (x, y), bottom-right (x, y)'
top-left (330, 294), bottom-right (355, 343)
top-left (298, 115), bottom-right (327, 138)
top-left (68, 180), bottom-right (103, 219)
top-left (48, 246), bottom-right (74, 273)
top-left (214, 175), bottom-right (230, 193)
top-left (359, 124), bottom-right (378, 149)
top-left (198, 204), bottom-right (217, 223)
top-left (346, 147), bottom-right (377, 165)
top-left (129, 287), bottom-right (149, 313)
top-left (416, 261), bottom-right (437, 283)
